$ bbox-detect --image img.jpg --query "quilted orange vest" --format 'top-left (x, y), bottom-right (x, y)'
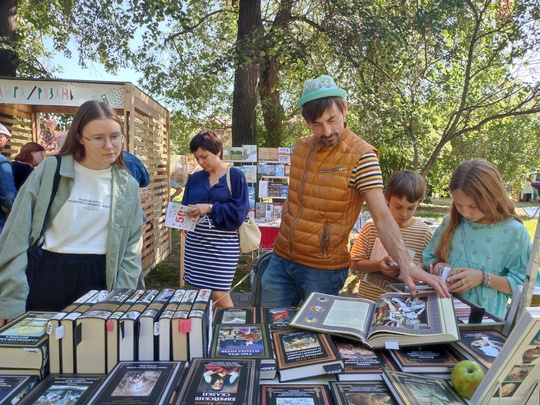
top-left (273, 126), bottom-right (377, 270)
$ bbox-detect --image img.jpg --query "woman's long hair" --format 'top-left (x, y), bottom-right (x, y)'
top-left (436, 158), bottom-right (520, 261)
top-left (59, 100), bottom-right (126, 168)
top-left (14, 142), bottom-right (44, 165)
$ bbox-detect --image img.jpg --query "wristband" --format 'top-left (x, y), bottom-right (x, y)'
top-left (481, 270), bottom-right (486, 286)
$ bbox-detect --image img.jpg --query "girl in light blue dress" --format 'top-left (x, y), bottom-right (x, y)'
top-left (423, 159), bottom-right (538, 318)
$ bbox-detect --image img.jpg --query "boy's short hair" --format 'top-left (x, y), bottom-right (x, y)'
top-left (384, 170), bottom-right (426, 203)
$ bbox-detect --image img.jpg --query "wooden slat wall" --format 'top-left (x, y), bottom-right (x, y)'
top-left (0, 82), bottom-right (171, 277)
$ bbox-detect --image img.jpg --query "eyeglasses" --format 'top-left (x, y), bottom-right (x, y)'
top-left (81, 133), bottom-right (125, 148)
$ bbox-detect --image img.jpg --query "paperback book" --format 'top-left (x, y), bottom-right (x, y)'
top-left (289, 291), bottom-right (459, 349)
top-left (0, 311), bottom-right (56, 370)
top-left (174, 358), bottom-right (259, 405)
top-left (164, 202), bottom-right (197, 231)
top-left (87, 361), bottom-right (188, 405)
top-left (332, 336), bottom-right (397, 381)
top-left (18, 374), bottom-right (105, 405)
top-left (382, 369), bottom-right (466, 405)
top-left (272, 329), bottom-right (343, 382)
top-left (329, 380), bottom-right (396, 405)
top-left (450, 329), bottom-right (507, 370)
top-left (261, 384), bottom-right (333, 405)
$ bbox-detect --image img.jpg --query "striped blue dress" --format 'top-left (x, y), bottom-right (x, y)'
top-left (181, 167), bottom-right (250, 292)
top-left (184, 217), bottom-right (240, 291)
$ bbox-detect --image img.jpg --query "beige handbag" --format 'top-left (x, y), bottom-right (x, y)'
top-left (226, 167), bottom-right (261, 253)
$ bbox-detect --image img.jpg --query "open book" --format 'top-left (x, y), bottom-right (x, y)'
top-left (288, 291), bottom-right (459, 349)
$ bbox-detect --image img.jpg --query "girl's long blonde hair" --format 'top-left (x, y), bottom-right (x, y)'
top-left (435, 159), bottom-right (520, 261)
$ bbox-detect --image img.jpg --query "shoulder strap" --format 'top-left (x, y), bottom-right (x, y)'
top-left (40, 155), bottom-right (62, 236)
top-left (226, 166), bottom-right (232, 194)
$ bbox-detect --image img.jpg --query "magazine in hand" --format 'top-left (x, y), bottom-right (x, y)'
top-left (164, 202), bottom-right (197, 231)
top-left (289, 291), bottom-right (459, 349)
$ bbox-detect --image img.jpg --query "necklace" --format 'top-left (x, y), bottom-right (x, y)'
top-left (464, 218), bottom-right (494, 230)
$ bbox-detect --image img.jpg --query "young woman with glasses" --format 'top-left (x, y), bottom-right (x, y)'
top-left (0, 100), bottom-right (144, 326)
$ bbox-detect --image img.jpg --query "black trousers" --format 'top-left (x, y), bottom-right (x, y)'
top-left (26, 247), bottom-right (106, 312)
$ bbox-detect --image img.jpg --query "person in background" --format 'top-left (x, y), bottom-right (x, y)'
top-left (423, 158), bottom-right (539, 318)
top-left (343, 170), bottom-right (433, 299)
top-left (11, 142), bottom-right (46, 190)
top-left (0, 100), bottom-right (144, 325)
top-left (0, 124), bottom-right (16, 235)
top-left (182, 130), bottom-right (249, 307)
top-left (260, 75), bottom-right (448, 307)
top-left (170, 178), bottom-right (183, 200)
top-left (123, 150), bottom-right (150, 188)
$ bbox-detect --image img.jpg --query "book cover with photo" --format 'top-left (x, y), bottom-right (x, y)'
top-left (174, 358), bottom-right (259, 405)
top-left (164, 202), bottom-right (197, 231)
top-left (261, 384), bottom-right (333, 405)
top-left (382, 370), bottom-right (465, 405)
top-left (213, 307), bottom-right (257, 325)
top-left (450, 329), bottom-right (507, 370)
top-left (19, 374), bottom-right (105, 405)
top-left (0, 311), bottom-right (56, 370)
top-left (331, 336), bottom-right (397, 381)
top-left (388, 345), bottom-right (460, 374)
top-left (0, 375), bottom-right (39, 405)
top-left (329, 380), bottom-right (396, 405)
top-left (242, 145), bottom-right (257, 162)
top-left (471, 307), bottom-right (540, 404)
top-left (289, 291), bottom-right (460, 349)
top-left (86, 361), bottom-right (188, 405)
top-left (272, 329), bottom-right (343, 382)
top-left (259, 307), bottom-right (299, 333)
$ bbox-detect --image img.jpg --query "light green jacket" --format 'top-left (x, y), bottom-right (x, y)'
top-left (0, 155), bottom-right (144, 319)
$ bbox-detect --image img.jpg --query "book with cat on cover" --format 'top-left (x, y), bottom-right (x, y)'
top-left (75, 289), bottom-right (136, 374)
top-left (87, 361), bottom-right (188, 405)
top-left (332, 336), bottom-right (397, 381)
top-left (0, 311), bottom-right (56, 370)
top-left (382, 369), bottom-right (466, 404)
top-left (272, 329), bottom-right (344, 382)
top-left (289, 291), bottom-right (459, 349)
top-left (261, 384), bottom-right (333, 405)
top-left (388, 345), bottom-right (460, 374)
top-left (0, 375), bottom-right (39, 405)
top-left (18, 374), bottom-right (105, 405)
top-left (329, 380), bottom-right (396, 405)
top-left (174, 358), bottom-right (259, 405)
top-left (449, 329), bottom-right (507, 371)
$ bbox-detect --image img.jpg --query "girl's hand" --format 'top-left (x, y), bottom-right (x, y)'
top-left (379, 256), bottom-right (400, 277)
top-left (448, 268), bottom-right (483, 293)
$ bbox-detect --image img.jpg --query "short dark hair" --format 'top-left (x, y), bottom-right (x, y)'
top-left (384, 170), bottom-right (426, 203)
top-left (301, 97), bottom-right (346, 124)
top-left (190, 130), bottom-right (223, 159)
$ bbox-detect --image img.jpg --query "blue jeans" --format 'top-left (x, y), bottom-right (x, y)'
top-left (259, 254), bottom-right (349, 306)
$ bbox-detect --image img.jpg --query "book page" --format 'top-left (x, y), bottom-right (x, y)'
top-left (325, 300), bottom-right (371, 333)
top-left (164, 202), bottom-right (197, 231)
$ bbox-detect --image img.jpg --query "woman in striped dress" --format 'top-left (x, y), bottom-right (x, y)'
top-left (181, 130), bottom-right (249, 307)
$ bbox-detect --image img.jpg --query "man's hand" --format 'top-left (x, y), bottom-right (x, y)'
top-left (400, 263), bottom-right (450, 298)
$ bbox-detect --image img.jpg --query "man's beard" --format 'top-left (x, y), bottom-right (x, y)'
top-left (318, 131), bottom-right (342, 146)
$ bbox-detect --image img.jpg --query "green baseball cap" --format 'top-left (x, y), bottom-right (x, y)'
top-left (297, 75), bottom-right (347, 107)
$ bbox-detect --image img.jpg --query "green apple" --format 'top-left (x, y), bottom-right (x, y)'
top-left (451, 359), bottom-right (486, 399)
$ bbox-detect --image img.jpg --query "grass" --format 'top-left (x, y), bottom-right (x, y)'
top-left (145, 198), bottom-right (539, 292)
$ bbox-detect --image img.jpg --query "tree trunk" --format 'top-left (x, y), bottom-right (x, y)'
top-left (258, 0), bottom-right (293, 147)
top-left (0, 0), bottom-right (18, 77)
top-left (231, 0), bottom-right (262, 147)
